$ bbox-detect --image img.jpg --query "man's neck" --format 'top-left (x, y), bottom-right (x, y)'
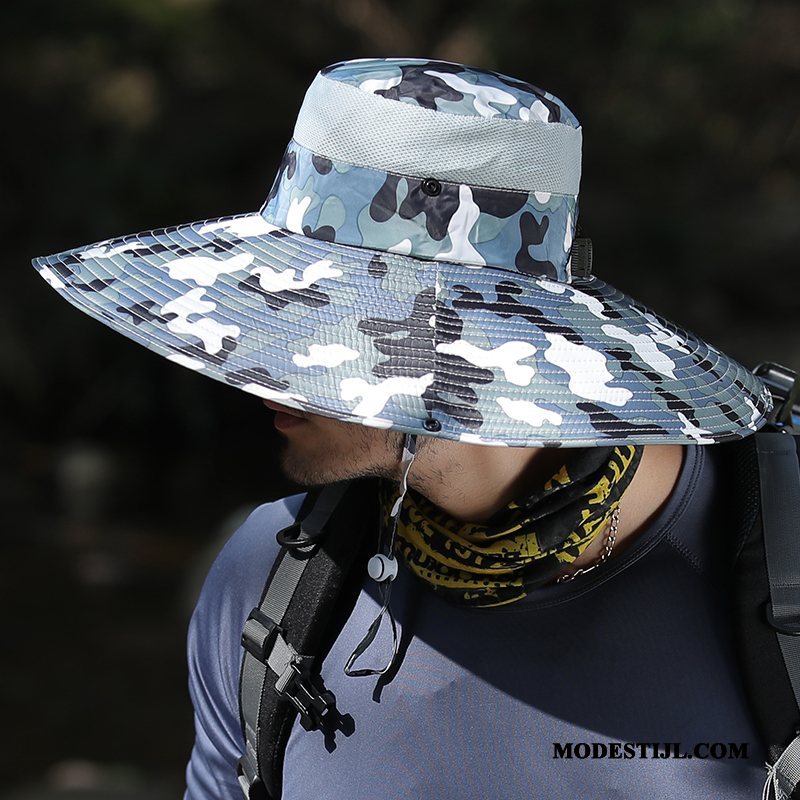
top-left (407, 442), bottom-right (583, 522)
top-left (407, 443), bottom-right (686, 571)
top-left (559, 444), bottom-right (686, 575)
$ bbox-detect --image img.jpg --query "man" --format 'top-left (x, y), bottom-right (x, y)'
top-left (34, 58), bottom-right (773, 798)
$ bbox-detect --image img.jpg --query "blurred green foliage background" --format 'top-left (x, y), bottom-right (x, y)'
top-left (2, 0), bottom-right (798, 795)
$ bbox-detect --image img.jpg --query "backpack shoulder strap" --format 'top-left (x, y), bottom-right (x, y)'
top-left (732, 363), bottom-right (800, 799)
top-left (236, 477), bottom-right (378, 800)
top-left (755, 431), bottom-right (800, 800)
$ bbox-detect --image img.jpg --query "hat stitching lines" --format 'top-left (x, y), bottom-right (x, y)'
top-left (42, 222), bottom-right (724, 404)
top-left (173, 223), bottom-right (434, 418)
top-left (47, 248), bottom-right (765, 444)
top-left (46, 222), bottom-right (758, 424)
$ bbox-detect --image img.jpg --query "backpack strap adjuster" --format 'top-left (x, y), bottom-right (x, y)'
top-left (242, 607), bottom-right (283, 662)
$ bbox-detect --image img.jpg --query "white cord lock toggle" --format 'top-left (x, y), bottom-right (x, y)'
top-left (367, 554), bottom-right (398, 583)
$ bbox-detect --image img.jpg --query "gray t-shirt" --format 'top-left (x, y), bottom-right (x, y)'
top-left (185, 444), bottom-right (767, 799)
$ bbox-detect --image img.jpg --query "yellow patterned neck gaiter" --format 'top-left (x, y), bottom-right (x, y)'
top-left (382, 445), bottom-right (643, 607)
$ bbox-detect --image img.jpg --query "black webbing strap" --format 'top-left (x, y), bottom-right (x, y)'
top-left (757, 432), bottom-right (800, 800)
top-left (236, 477), bottom-right (377, 799)
top-left (757, 434), bottom-right (800, 697)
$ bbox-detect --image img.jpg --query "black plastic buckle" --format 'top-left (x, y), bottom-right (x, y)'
top-left (754, 362), bottom-right (800, 430)
top-left (276, 663), bottom-right (336, 732)
top-left (241, 607), bottom-right (283, 662)
top-left (765, 601), bottom-right (800, 636)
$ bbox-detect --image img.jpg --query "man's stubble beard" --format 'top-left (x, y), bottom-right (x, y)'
top-left (277, 426), bottom-right (408, 487)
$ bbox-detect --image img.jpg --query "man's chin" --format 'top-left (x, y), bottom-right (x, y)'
top-left (274, 426), bottom-right (403, 486)
top-left (278, 456), bottom-right (321, 487)
top-left (283, 472), bottom-right (329, 488)
top-left (278, 449), bottom-right (345, 487)
top-left (278, 452), bottom-right (395, 488)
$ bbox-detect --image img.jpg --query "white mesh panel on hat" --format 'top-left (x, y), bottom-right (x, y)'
top-left (293, 74), bottom-right (582, 195)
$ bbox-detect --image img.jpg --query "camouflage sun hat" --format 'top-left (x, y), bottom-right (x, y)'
top-left (33, 57), bottom-right (772, 447)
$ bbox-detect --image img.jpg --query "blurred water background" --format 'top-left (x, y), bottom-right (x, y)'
top-left (2, 0), bottom-right (799, 795)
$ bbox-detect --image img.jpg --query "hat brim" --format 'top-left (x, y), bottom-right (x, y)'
top-left (33, 212), bottom-right (771, 447)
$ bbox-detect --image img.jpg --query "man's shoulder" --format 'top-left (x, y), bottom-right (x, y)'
top-left (208, 491), bottom-right (309, 589)
top-left (232, 492), bottom-right (309, 549)
top-left (190, 491), bottom-right (309, 639)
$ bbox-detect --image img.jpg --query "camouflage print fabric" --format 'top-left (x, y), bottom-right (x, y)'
top-left (321, 58), bottom-right (580, 127)
top-left (32, 58), bottom-right (773, 446)
top-left (33, 212), bottom-right (772, 447)
top-left (261, 140), bottom-right (577, 279)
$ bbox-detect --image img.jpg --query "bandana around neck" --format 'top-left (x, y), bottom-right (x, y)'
top-left (381, 445), bottom-right (644, 607)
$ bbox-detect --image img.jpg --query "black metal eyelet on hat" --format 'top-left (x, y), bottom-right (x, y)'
top-left (422, 418), bottom-right (441, 432)
top-left (421, 178), bottom-right (442, 197)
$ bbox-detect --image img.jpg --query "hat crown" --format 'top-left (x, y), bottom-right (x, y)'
top-left (261, 58), bottom-right (582, 283)
top-left (320, 58), bottom-right (580, 127)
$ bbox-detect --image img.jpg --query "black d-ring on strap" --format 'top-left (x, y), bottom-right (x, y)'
top-left (276, 521), bottom-right (322, 550)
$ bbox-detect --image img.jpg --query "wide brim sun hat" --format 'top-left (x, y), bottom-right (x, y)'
top-left (33, 57), bottom-right (772, 448)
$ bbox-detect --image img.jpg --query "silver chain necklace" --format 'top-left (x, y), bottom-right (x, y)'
top-left (556, 504), bottom-right (621, 583)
